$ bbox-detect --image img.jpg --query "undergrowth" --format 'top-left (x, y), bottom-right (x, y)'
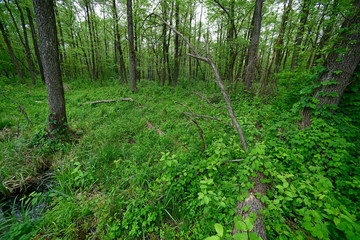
top-left (1, 74), bottom-right (359, 239)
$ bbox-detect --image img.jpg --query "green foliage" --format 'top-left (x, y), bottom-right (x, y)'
top-left (1, 78), bottom-right (359, 240)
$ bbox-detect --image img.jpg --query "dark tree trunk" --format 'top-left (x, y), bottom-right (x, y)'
top-left (265, 0), bottom-right (292, 87)
top-left (173, 0), bottom-right (180, 87)
top-left (0, 19), bottom-right (24, 80)
top-left (54, 1), bottom-right (67, 78)
top-left (25, 7), bottom-right (45, 84)
top-left (314, 0), bottom-right (339, 63)
top-left (244, 0), bottom-right (263, 91)
top-left (161, 2), bottom-right (167, 85)
top-left (85, 0), bottom-right (96, 82)
top-left (127, 0), bottom-right (137, 91)
top-left (33, 0), bottom-right (67, 133)
top-left (291, 0), bottom-right (310, 70)
top-left (301, 1), bottom-right (360, 128)
top-left (15, 0), bottom-right (36, 85)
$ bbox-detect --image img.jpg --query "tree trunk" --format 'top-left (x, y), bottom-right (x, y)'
top-left (33, 0), bottom-right (67, 134)
top-left (173, 0), bottom-right (180, 87)
top-left (15, 0), bottom-right (36, 85)
top-left (301, 1), bottom-right (360, 128)
top-left (85, 0), bottom-right (96, 82)
top-left (291, 0), bottom-right (310, 70)
top-left (127, 0), bottom-right (137, 91)
top-left (25, 7), bottom-right (45, 84)
top-left (244, 0), bottom-right (263, 91)
top-left (265, 0), bottom-right (292, 87)
top-left (0, 19), bottom-right (24, 81)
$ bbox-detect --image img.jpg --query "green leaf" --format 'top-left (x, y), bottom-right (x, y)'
top-left (205, 236), bottom-right (220, 240)
top-left (334, 217), bottom-right (340, 226)
top-left (328, 92), bottom-right (339, 97)
top-left (233, 233), bottom-right (248, 240)
top-left (242, 205), bottom-right (250, 213)
top-left (214, 223), bottom-right (223, 237)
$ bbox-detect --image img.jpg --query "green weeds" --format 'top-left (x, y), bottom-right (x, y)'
top-left (1, 77), bottom-right (359, 239)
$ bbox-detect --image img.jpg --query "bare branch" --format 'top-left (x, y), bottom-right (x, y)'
top-left (223, 159), bottom-right (245, 163)
top-left (192, 91), bottom-right (228, 110)
top-left (182, 112), bottom-right (233, 129)
top-left (176, 102), bottom-right (206, 151)
top-left (82, 98), bottom-right (133, 105)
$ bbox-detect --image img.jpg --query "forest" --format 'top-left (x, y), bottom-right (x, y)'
top-left (0, 0), bottom-right (359, 239)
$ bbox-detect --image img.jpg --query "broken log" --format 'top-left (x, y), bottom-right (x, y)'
top-left (233, 170), bottom-right (267, 240)
top-left (145, 120), bottom-right (165, 136)
top-left (82, 98), bottom-right (133, 105)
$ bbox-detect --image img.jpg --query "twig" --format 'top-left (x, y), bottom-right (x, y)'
top-left (223, 159), bottom-right (245, 163)
top-left (82, 98), bottom-right (133, 105)
top-left (192, 91), bottom-right (228, 110)
top-left (0, 90), bottom-right (32, 126)
top-left (182, 112), bottom-right (233, 129)
top-left (176, 102), bottom-right (206, 151)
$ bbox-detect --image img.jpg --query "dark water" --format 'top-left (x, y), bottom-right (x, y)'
top-left (0, 171), bottom-right (55, 223)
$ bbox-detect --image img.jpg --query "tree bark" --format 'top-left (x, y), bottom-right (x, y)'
top-left (244, 0), bottom-right (263, 91)
top-left (25, 7), bottom-right (45, 84)
top-left (33, 0), bottom-right (67, 134)
top-left (301, 1), bottom-right (360, 128)
top-left (173, 0), bottom-right (180, 87)
top-left (85, 0), bottom-right (96, 82)
top-left (15, 1), bottom-right (36, 85)
top-left (127, 0), bottom-right (137, 91)
top-left (265, 0), bottom-right (292, 88)
top-left (0, 19), bottom-right (24, 80)
top-left (291, 0), bottom-right (310, 70)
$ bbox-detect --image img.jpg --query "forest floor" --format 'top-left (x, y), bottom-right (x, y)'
top-left (1, 76), bottom-right (359, 239)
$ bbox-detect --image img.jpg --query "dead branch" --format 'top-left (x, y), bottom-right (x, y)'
top-left (182, 112), bottom-right (233, 129)
top-left (145, 120), bottom-right (165, 136)
top-left (192, 91), bottom-right (228, 110)
top-left (0, 90), bottom-right (32, 126)
top-left (176, 102), bottom-right (206, 151)
top-left (150, 13), bottom-right (248, 152)
top-left (223, 159), bottom-right (245, 163)
top-left (82, 98), bottom-right (133, 105)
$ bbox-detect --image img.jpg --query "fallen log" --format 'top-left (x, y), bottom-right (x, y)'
top-left (233, 170), bottom-right (267, 240)
top-left (82, 98), bottom-right (133, 105)
top-left (145, 120), bottom-right (165, 136)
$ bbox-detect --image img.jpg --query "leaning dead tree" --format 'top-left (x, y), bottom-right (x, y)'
top-left (150, 13), bottom-right (267, 239)
top-left (150, 13), bottom-right (248, 152)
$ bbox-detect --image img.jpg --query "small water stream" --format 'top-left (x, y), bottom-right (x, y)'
top-left (0, 171), bottom-right (55, 224)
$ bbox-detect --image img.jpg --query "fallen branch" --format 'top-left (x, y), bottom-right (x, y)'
top-left (182, 112), bottom-right (233, 129)
top-left (223, 159), bottom-right (245, 163)
top-left (82, 98), bottom-right (133, 105)
top-left (176, 102), bottom-right (207, 151)
top-left (192, 91), bottom-right (227, 110)
top-left (145, 120), bottom-right (165, 136)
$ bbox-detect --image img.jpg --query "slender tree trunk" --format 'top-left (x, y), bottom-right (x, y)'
top-left (173, 0), bottom-right (180, 87)
top-left (0, 20), bottom-right (24, 80)
top-left (15, 1), bottom-right (36, 85)
top-left (85, 0), bottom-right (96, 82)
top-left (244, 0), bottom-right (263, 91)
top-left (291, 0), bottom-right (310, 70)
top-left (25, 7), bottom-right (45, 84)
top-left (265, 0), bottom-right (292, 87)
top-left (33, 0), bottom-right (67, 134)
top-left (127, 0), bottom-right (137, 91)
